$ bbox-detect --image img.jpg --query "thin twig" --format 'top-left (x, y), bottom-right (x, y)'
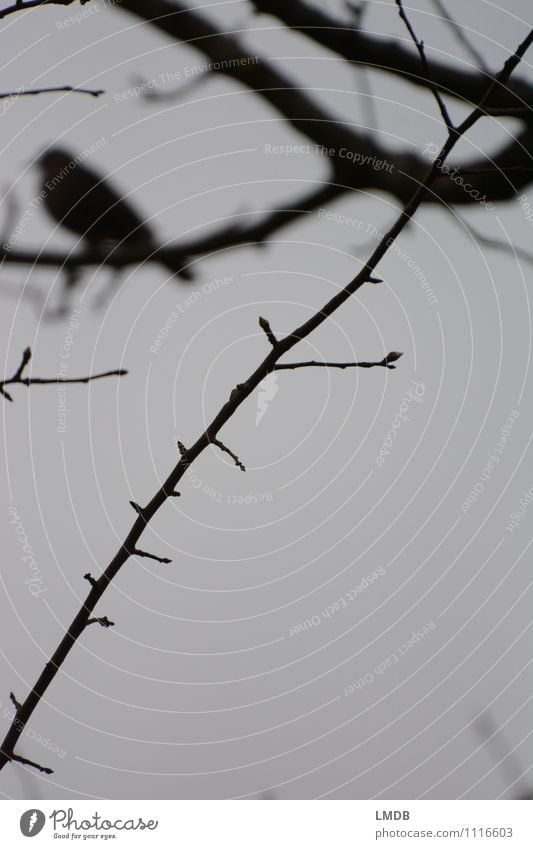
top-left (10, 753), bottom-right (53, 774)
top-left (396, 0), bottom-right (455, 131)
top-left (274, 352), bottom-right (403, 371)
top-left (133, 548), bottom-right (172, 565)
top-left (0, 86), bottom-right (104, 99)
top-left (86, 616), bottom-right (114, 628)
top-left (0, 348), bottom-right (127, 402)
top-left (210, 438), bottom-right (246, 471)
top-left (1, 17), bottom-right (531, 776)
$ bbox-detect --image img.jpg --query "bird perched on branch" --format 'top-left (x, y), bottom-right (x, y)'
top-left (35, 147), bottom-right (192, 279)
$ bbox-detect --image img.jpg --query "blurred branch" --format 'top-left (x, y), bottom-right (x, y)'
top-left (0, 347), bottom-right (127, 401)
top-left (250, 0), bottom-right (531, 114)
top-left (0, 0), bottom-right (88, 19)
top-left (0, 9), bottom-right (531, 777)
top-left (452, 211), bottom-right (533, 266)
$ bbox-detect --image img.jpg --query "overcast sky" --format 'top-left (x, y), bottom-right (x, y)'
top-left (0, 0), bottom-right (532, 800)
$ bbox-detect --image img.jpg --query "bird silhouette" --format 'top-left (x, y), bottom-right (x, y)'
top-left (35, 147), bottom-right (191, 279)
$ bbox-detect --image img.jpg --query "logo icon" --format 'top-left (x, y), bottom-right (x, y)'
top-left (256, 373), bottom-right (278, 426)
top-left (20, 809), bottom-right (45, 837)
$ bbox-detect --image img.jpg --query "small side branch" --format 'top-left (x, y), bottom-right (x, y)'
top-left (0, 86), bottom-right (104, 99)
top-left (83, 573), bottom-right (97, 587)
top-left (0, 347), bottom-right (127, 401)
top-left (9, 692), bottom-right (21, 711)
top-left (133, 548), bottom-right (172, 565)
top-left (86, 616), bottom-right (114, 628)
top-left (396, 0), bottom-right (455, 131)
top-left (210, 438), bottom-right (246, 471)
top-left (10, 752), bottom-right (53, 774)
top-left (274, 352), bottom-right (403, 372)
top-left (258, 316), bottom-right (278, 347)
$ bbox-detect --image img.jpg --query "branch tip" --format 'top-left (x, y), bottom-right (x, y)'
top-left (133, 548), bottom-right (172, 565)
top-left (11, 752), bottom-right (53, 774)
top-left (9, 692), bottom-right (21, 711)
top-left (210, 437), bottom-right (246, 471)
top-left (87, 616), bottom-right (115, 628)
top-left (259, 316), bottom-right (277, 346)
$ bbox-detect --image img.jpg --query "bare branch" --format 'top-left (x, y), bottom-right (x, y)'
top-left (10, 753), bottom-right (53, 774)
top-left (132, 548), bottom-right (172, 565)
top-left (9, 692), bottom-right (21, 711)
top-left (0, 348), bottom-right (127, 401)
top-left (274, 352), bottom-right (403, 371)
top-left (86, 616), bottom-right (115, 628)
top-left (258, 316), bottom-right (278, 347)
top-left (83, 573), bottom-right (97, 587)
top-left (209, 438), bottom-right (246, 472)
top-left (1, 20), bottom-right (530, 776)
top-left (0, 86), bottom-right (104, 99)
top-left (396, 0), bottom-right (455, 130)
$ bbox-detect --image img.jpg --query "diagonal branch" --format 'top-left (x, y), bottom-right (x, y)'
top-left (0, 19), bottom-right (530, 775)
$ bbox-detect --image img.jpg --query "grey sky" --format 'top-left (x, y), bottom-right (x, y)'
top-left (0, 0), bottom-right (531, 800)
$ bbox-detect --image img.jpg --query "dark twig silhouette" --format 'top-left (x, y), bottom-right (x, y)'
top-left (0, 86), bottom-right (104, 98)
top-left (0, 347), bottom-right (127, 402)
top-left (0, 4), bottom-right (530, 776)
